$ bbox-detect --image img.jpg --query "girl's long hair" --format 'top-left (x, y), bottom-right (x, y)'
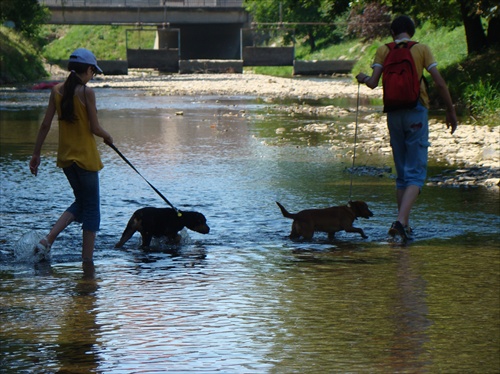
top-left (59, 61), bottom-right (92, 123)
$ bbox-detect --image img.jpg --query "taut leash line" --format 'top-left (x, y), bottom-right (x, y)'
top-left (108, 143), bottom-right (181, 215)
top-left (348, 83), bottom-right (361, 201)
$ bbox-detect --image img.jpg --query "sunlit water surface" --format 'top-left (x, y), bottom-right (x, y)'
top-left (1, 85), bottom-right (499, 373)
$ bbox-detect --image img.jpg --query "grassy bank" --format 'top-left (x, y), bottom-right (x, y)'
top-left (40, 24), bottom-right (131, 61)
top-left (0, 26), bottom-right (47, 84)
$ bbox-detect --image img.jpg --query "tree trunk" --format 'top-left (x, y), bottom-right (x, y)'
top-left (487, 16), bottom-right (500, 48)
top-left (307, 28), bottom-right (316, 52)
top-left (460, 0), bottom-right (487, 54)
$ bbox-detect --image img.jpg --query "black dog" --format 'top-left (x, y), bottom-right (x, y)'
top-left (115, 207), bottom-right (210, 248)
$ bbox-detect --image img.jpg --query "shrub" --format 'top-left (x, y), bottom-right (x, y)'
top-left (347, 3), bottom-right (391, 41)
top-left (463, 79), bottom-right (500, 122)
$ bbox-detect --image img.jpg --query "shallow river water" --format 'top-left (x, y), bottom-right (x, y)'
top-left (1, 85), bottom-right (499, 373)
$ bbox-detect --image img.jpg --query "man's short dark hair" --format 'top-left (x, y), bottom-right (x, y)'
top-left (390, 16), bottom-right (415, 37)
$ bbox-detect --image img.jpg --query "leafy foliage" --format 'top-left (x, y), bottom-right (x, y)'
top-left (463, 79), bottom-right (500, 121)
top-left (378, 0), bottom-right (498, 52)
top-left (0, 26), bottom-right (47, 84)
top-left (347, 3), bottom-right (392, 40)
top-left (0, 0), bottom-right (49, 39)
top-left (246, 0), bottom-right (498, 54)
top-left (381, 0), bottom-right (462, 28)
top-left (244, 0), bottom-right (351, 51)
top-left (439, 48), bottom-right (500, 121)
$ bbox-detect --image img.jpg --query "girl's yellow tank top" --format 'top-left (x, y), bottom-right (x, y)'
top-left (54, 90), bottom-right (103, 171)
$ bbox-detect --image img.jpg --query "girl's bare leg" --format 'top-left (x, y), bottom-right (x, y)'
top-left (43, 211), bottom-right (76, 246)
top-left (82, 230), bottom-right (96, 263)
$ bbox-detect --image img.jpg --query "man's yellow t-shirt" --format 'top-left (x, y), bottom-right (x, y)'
top-left (54, 91), bottom-right (103, 171)
top-left (372, 39), bottom-right (437, 108)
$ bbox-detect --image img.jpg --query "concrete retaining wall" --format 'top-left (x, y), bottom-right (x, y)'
top-left (127, 49), bottom-right (179, 72)
top-left (293, 60), bottom-right (356, 75)
top-left (58, 56), bottom-right (356, 76)
top-left (97, 60), bottom-right (128, 75)
top-left (57, 59), bottom-right (128, 75)
top-left (242, 47), bottom-right (294, 66)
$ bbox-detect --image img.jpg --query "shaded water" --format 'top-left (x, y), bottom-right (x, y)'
top-left (1, 85), bottom-right (499, 373)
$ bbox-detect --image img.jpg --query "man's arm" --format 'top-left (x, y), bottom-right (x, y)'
top-left (356, 65), bottom-right (383, 89)
top-left (428, 66), bottom-right (458, 134)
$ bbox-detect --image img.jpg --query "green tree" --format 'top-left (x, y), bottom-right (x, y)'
top-left (0, 0), bottom-right (49, 39)
top-left (248, 0), bottom-right (499, 54)
top-left (379, 0), bottom-right (499, 54)
top-left (244, 0), bottom-right (351, 51)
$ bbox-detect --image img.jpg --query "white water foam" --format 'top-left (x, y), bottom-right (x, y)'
top-left (14, 231), bottom-right (51, 263)
top-left (147, 228), bottom-right (192, 250)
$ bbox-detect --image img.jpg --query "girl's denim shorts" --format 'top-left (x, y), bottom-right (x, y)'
top-left (63, 163), bottom-right (100, 232)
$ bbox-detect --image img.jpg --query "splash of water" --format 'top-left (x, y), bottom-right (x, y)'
top-left (14, 231), bottom-right (51, 263)
top-left (149, 228), bottom-right (192, 249)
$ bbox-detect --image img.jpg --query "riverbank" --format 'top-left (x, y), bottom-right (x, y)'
top-left (85, 70), bottom-right (377, 99)
top-left (85, 71), bottom-right (499, 188)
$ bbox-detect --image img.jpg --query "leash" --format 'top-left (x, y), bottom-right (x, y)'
top-left (108, 143), bottom-right (181, 216)
top-left (348, 83), bottom-right (361, 201)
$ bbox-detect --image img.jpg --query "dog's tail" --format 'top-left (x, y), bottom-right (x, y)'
top-left (276, 201), bottom-right (296, 219)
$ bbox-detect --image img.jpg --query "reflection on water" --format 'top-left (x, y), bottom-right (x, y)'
top-left (1, 87), bottom-right (499, 373)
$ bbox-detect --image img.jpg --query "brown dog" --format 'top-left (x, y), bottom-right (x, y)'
top-left (115, 207), bottom-right (209, 248)
top-left (276, 200), bottom-right (373, 240)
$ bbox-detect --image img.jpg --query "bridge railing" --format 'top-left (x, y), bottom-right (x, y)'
top-left (39, 0), bottom-right (243, 7)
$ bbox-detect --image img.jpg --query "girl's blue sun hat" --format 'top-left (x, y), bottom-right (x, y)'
top-left (69, 48), bottom-right (103, 74)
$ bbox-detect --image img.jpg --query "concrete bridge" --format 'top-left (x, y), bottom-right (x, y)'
top-left (39, 0), bottom-right (355, 75)
top-left (40, 0), bottom-right (249, 26)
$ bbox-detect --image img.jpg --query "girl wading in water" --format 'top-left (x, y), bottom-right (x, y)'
top-left (30, 48), bottom-right (113, 263)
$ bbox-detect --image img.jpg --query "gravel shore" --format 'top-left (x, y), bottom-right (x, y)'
top-left (93, 71), bottom-right (376, 99)
top-left (91, 71), bottom-right (499, 188)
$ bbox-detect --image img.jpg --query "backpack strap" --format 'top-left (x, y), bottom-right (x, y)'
top-left (406, 41), bottom-right (418, 49)
top-left (385, 40), bottom-right (418, 50)
top-left (406, 42), bottom-right (424, 84)
top-left (386, 41), bottom-right (396, 50)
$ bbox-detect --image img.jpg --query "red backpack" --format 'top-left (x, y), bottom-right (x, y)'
top-left (382, 41), bottom-right (421, 112)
